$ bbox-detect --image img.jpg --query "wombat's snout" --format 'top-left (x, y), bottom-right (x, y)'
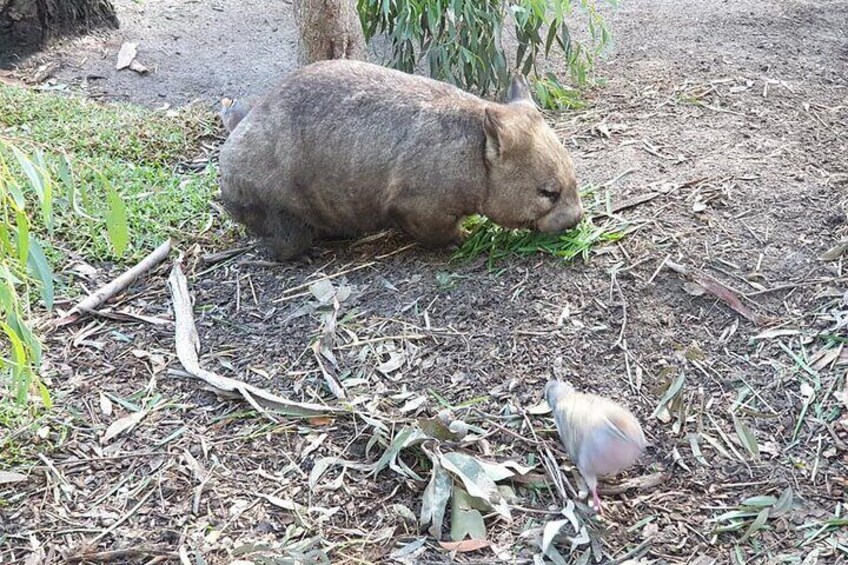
top-left (537, 202), bottom-right (584, 233)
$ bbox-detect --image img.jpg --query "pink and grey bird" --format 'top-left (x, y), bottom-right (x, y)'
top-left (544, 380), bottom-right (646, 514)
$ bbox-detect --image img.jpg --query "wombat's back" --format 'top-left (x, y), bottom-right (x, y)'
top-left (218, 60), bottom-right (489, 235)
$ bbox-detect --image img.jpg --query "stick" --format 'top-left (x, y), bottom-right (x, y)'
top-left (67, 547), bottom-right (173, 563)
top-left (167, 261), bottom-right (341, 418)
top-left (55, 239), bottom-right (173, 328)
top-left (610, 192), bottom-right (660, 214)
top-left (272, 261), bottom-right (376, 302)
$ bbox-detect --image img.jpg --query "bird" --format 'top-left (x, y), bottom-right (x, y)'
top-left (544, 379), bottom-right (646, 515)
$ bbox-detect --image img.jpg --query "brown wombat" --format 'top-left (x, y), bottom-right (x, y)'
top-left (218, 60), bottom-right (583, 260)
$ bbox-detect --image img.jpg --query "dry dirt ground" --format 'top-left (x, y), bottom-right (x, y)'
top-left (2, 0), bottom-right (848, 564)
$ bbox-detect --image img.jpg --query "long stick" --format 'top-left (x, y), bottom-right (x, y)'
top-left (55, 239), bottom-right (173, 327)
top-left (167, 261), bottom-right (341, 418)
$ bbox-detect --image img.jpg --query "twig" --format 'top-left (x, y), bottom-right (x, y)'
top-left (55, 239), bottom-right (172, 328)
top-left (745, 276), bottom-right (848, 297)
top-left (601, 168), bottom-right (637, 189)
top-left (192, 463), bottom-right (217, 515)
top-left (610, 191), bottom-right (660, 214)
top-left (334, 334), bottom-right (429, 349)
top-left (272, 262), bottom-right (376, 302)
top-left (167, 260), bottom-right (342, 418)
top-left (612, 274), bottom-right (627, 349)
top-left (66, 547), bottom-right (173, 563)
top-left (87, 487), bottom-right (156, 546)
top-left (646, 254), bottom-right (669, 285)
top-left (201, 245), bottom-right (253, 266)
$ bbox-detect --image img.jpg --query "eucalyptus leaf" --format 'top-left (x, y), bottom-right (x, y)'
top-left (26, 234), bottom-right (54, 309)
top-left (419, 455), bottom-right (452, 539)
top-left (739, 507), bottom-right (769, 542)
top-left (771, 487), bottom-right (794, 518)
top-left (732, 414), bottom-right (760, 459)
top-left (389, 537), bottom-right (427, 560)
top-left (542, 518), bottom-right (570, 553)
top-left (440, 451), bottom-right (511, 520)
top-left (450, 487), bottom-right (487, 541)
top-left (652, 372), bottom-right (686, 418)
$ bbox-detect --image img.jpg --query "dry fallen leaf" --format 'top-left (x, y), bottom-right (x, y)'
top-left (0, 471), bottom-right (27, 484)
top-left (101, 409), bottom-right (149, 444)
top-left (438, 539), bottom-right (491, 553)
top-left (99, 392), bottom-right (113, 416)
top-left (308, 416), bottom-right (334, 426)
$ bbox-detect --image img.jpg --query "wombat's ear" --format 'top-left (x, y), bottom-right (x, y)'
top-left (483, 107), bottom-right (508, 160)
top-left (506, 75), bottom-right (533, 105)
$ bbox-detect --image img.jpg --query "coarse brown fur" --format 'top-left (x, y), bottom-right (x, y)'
top-left (218, 60), bottom-right (582, 260)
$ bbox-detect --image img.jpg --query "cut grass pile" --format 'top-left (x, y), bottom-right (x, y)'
top-left (0, 85), bottom-right (221, 264)
top-left (454, 187), bottom-right (631, 267)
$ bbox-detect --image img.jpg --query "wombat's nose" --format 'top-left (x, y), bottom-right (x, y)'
top-left (557, 204), bottom-right (583, 231)
top-left (537, 204), bottom-right (583, 233)
top-left (564, 205), bottom-right (583, 229)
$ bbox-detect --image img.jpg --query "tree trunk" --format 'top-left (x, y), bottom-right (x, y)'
top-left (292, 0), bottom-right (365, 66)
top-left (1, 0), bottom-right (118, 48)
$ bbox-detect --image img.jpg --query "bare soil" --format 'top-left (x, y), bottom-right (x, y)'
top-left (2, 0), bottom-right (848, 564)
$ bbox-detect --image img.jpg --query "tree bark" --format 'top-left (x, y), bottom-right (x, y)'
top-left (1, 0), bottom-right (118, 48)
top-left (292, 0), bottom-right (366, 66)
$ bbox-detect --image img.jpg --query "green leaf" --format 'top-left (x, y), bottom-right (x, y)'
top-left (0, 271), bottom-right (15, 313)
top-left (6, 180), bottom-right (26, 211)
top-left (26, 233), bottom-right (54, 309)
top-left (771, 487), bottom-right (793, 518)
top-left (739, 507), bottom-right (769, 542)
top-left (58, 153), bottom-right (95, 220)
top-left (0, 221), bottom-right (13, 256)
top-left (8, 310), bottom-right (41, 368)
top-left (37, 379), bottom-right (53, 409)
top-left (732, 414), bottom-right (760, 459)
top-left (32, 149), bottom-right (53, 231)
top-left (440, 451), bottom-right (511, 520)
top-left (11, 145), bottom-right (52, 228)
top-left (102, 175), bottom-right (129, 256)
top-left (15, 210), bottom-right (29, 265)
top-left (0, 320), bottom-right (28, 402)
top-left (544, 21), bottom-right (559, 56)
top-left (450, 487), bottom-right (487, 541)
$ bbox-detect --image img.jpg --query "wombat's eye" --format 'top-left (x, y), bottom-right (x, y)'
top-left (538, 187), bottom-right (560, 201)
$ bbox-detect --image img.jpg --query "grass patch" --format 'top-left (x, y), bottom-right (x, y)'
top-left (0, 84), bottom-right (222, 265)
top-left (1, 85), bottom-right (227, 411)
top-left (452, 186), bottom-right (629, 268)
top-left (0, 86), bottom-right (214, 166)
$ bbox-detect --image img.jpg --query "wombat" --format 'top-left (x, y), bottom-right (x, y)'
top-left (218, 60), bottom-right (583, 260)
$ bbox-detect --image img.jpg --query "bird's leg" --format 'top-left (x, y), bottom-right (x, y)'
top-left (592, 487), bottom-right (603, 516)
